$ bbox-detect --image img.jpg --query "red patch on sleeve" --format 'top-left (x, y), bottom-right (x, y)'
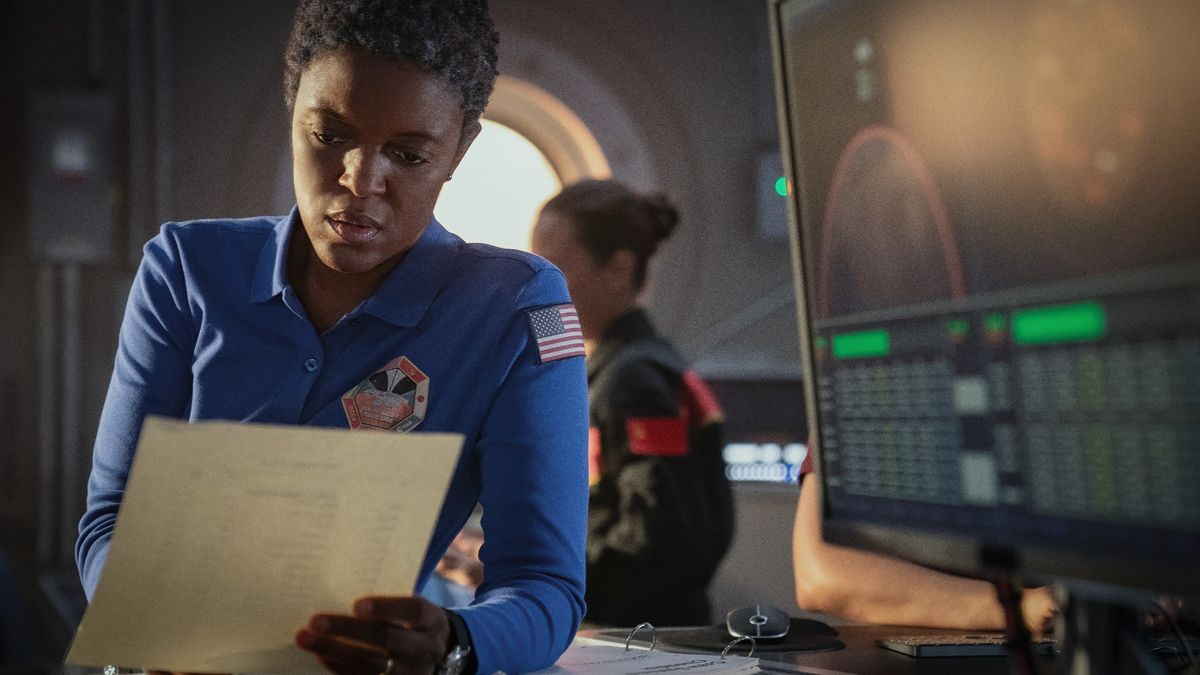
top-left (588, 427), bottom-right (603, 484)
top-left (626, 417), bottom-right (688, 456)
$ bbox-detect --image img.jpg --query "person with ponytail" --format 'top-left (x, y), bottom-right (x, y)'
top-left (533, 179), bottom-right (734, 627)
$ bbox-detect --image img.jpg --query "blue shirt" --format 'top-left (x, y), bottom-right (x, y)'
top-left (76, 208), bottom-right (589, 674)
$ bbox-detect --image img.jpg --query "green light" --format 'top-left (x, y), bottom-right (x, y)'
top-left (832, 329), bottom-right (890, 359)
top-left (1012, 301), bottom-right (1107, 346)
top-left (775, 176), bottom-right (789, 197)
top-left (947, 318), bottom-right (968, 337)
top-left (985, 313), bottom-right (1006, 332)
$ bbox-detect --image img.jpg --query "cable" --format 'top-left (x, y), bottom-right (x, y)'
top-left (994, 575), bottom-right (1039, 675)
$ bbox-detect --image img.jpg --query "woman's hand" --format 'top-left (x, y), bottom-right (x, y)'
top-left (296, 596), bottom-right (450, 674)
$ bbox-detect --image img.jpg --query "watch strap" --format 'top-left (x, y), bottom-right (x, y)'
top-left (441, 609), bottom-right (476, 675)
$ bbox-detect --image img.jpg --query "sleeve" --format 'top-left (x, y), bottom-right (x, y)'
top-left (587, 358), bottom-right (714, 571)
top-left (453, 268), bottom-right (589, 675)
top-left (75, 226), bottom-right (196, 599)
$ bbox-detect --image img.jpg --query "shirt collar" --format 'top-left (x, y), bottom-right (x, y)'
top-left (250, 207), bottom-right (297, 304)
top-left (361, 218), bottom-right (460, 327)
top-left (250, 207), bottom-right (462, 328)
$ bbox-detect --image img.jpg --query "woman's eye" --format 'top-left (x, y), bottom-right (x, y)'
top-left (393, 150), bottom-right (428, 165)
top-left (311, 131), bottom-right (340, 144)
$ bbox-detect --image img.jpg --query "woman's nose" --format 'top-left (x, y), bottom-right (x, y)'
top-left (339, 147), bottom-right (387, 197)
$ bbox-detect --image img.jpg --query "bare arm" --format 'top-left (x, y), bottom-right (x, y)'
top-left (792, 473), bottom-right (1056, 632)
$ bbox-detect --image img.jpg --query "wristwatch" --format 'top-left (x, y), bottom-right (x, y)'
top-left (437, 644), bottom-right (471, 675)
top-left (438, 609), bottom-right (474, 675)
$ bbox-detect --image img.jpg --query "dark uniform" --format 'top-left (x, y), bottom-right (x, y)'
top-left (585, 309), bottom-right (735, 626)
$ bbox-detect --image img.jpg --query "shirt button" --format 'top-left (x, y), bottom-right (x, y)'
top-left (304, 358), bottom-right (319, 372)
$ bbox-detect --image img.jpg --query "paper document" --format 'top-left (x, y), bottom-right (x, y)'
top-left (533, 642), bottom-right (761, 674)
top-left (66, 416), bottom-right (463, 674)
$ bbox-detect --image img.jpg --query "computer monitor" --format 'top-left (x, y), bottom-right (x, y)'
top-left (770, 0), bottom-right (1200, 603)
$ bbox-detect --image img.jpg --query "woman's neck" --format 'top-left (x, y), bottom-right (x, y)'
top-left (589, 300), bottom-right (639, 342)
top-left (288, 231), bottom-right (395, 332)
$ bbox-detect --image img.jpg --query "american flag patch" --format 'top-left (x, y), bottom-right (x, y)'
top-left (527, 303), bottom-right (585, 363)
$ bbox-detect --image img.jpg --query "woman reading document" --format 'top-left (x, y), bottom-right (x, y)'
top-left (75, 2), bottom-right (589, 673)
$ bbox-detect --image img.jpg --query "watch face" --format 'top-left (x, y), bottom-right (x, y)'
top-left (439, 645), bottom-right (470, 675)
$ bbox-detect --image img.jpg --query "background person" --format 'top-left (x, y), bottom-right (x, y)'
top-left (74, 1), bottom-right (588, 673)
top-left (532, 179), bottom-right (734, 627)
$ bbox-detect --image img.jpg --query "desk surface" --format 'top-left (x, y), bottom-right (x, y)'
top-left (580, 624), bottom-right (1049, 675)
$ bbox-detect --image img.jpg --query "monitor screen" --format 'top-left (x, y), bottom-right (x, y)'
top-left (771, 0), bottom-right (1200, 594)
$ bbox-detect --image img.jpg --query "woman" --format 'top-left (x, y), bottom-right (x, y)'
top-left (74, 1), bottom-right (588, 673)
top-left (532, 179), bottom-right (734, 627)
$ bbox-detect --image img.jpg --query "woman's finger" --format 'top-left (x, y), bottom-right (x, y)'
top-left (377, 626), bottom-right (446, 670)
top-left (306, 613), bottom-right (390, 649)
top-left (354, 596), bottom-right (440, 630)
top-left (296, 628), bottom-right (389, 674)
top-left (313, 650), bottom-right (390, 675)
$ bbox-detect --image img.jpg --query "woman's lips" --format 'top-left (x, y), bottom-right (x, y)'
top-left (327, 213), bottom-right (381, 243)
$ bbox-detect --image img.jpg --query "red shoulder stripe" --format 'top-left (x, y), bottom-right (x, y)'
top-left (678, 369), bottom-right (724, 425)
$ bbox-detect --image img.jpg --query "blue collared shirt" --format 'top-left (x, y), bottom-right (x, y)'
top-left (76, 208), bottom-right (589, 674)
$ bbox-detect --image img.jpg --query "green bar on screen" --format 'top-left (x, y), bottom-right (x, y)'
top-left (1012, 301), bottom-right (1107, 346)
top-left (832, 329), bottom-right (890, 359)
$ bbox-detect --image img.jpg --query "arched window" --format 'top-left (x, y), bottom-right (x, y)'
top-left (433, 120), bottom-right (561, 251)
top-left (434, 75), bottom-right (612, 252)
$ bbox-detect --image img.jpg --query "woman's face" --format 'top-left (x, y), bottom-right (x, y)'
top-left (291, 48), bottom-right (479, 277)
top-left (532, 210), bottom-right (622, 341)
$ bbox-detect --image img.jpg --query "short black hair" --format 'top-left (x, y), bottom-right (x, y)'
top-left (542, 179), bottom-right (681, 291)
top-left (283, 0), bottom-right (499, 130)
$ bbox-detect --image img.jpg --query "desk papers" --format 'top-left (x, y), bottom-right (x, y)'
top-left (66, 416), bottom-right (463, 674)
top-left (533, 641), bottom-right (761, 675)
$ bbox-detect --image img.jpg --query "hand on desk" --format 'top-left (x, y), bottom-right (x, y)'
top-left (296, 595), bottom-right (450, 674)
top-left (1020, 586), bottom-right (1058, 636)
